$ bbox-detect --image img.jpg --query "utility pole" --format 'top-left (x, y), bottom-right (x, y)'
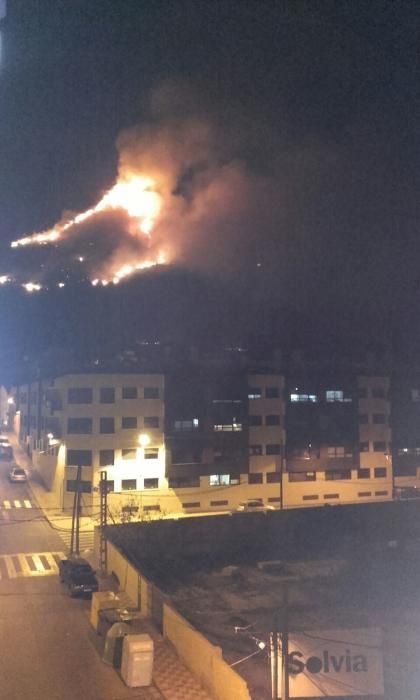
top-left (270, 613), bottom-right (279, 699)
top-left (70, 465), bottom-right (82, 556)
top-left (281, 582), bottom-right (290, 700)
top-left (99, 470), bottom-right (108, 573)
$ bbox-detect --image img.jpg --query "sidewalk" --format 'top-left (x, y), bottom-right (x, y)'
top-left (9, 434), bottom-right (214, 700)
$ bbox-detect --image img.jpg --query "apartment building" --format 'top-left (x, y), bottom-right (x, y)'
top-left (13, 373), bottom-right (165, 510)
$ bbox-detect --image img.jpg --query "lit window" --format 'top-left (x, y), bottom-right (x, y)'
top-left (326, 390), bottom-right (344, 402)
top-left (290, 393), bottom-right (318, 403)
top-left (327, 446), bottom-right (345, 458)
top-left (248, 388), bottom-right (262, 399)
top-left (209, 474), bottom-right (230, 486)
top-left (213, 423), bottom-right (242, 432)
top-left (144, 448), bottom-right (159, 460)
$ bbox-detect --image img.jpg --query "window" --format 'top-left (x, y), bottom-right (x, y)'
top-left (144, 478), bottom-right (159, 489)
top-left (67, 388), bottom-right (92, 404)
top-left (67, 418), bottom-right (92, 434)
top-left (374, 467), bottom-right (387, 478)
top-left (100, 417), bottom-right (115, 434)
top-left (99, 449), bottom-right (115, 467)
top-left (122, 448), bottom-right (136, 461)
top-left (411, 389), bottom-right (420, 402)
top-left (169, 476), bottom-right (200, 488)
top-left (396, 464), bottom-right (417, 477)
top-left (122, 416), bottom-right (138, 429)
top-left (266, 444), bottom-right (282, 455)
top-left (327, 446), bottom-right (345, 458)
top-left (375, 490), bottom-right (388, 497)
top-left (144, 387), bottom-right (159, 399)
top-left (144, 448), bottom-right (159, 460)
top-left (121, 479), bottom-right (137, 491)
top-left (249, 445), bottom-right (263, 456)
top-left (174, 419), bottom-right (199, 431)
top-left (144, 504), bottom-right (161, 512)
top-left (357, 468), bottom-right (370, 479)
top-left (66, 480), bottom-right (92, 493)
top-left (209, 474), bottom-right (230, 486)
top-left (213, 422), bottom-right (242, 432)
top-left (359, 414), bottom-right (368, 424)
top-left (268, 496), bottom-right (281, 503)
top-left (289, 472), bottom-right (316, 482)
top-left (326, 390), bottom-right (344, 402)
top-left (266, 414), bottom-right (281, 426)
top-left (325, 469), bottom-right (351, 480)
top-left (210, 500), bottom-right (228, 506)
top-left (100, 387), bottom-right (115, 404)
top-left (182, 502), bottom-right (201, 508)
top-left (266, 387), bottom-right (279, 399)
top-left (66, 450), bottom-right (92, 467)
top-left (373, 413), bottom-right (386, 424)
top-left (358, 491), bottom-right (371, 497)
top-left (373, 441), bottom-right (386, 452)
top-left (360, 441), bottom-right (369, 452)
top-left (249, 415), bottom-right (262, 426)
top-left (358, 387), bottom-right (368, 399)
top-left (267, 472), bottom-right (281, 483)
top-left (122, 387), bottom-right (138, 399)
top-left (248, 387), bottom-right (262, 399)
top-left (324, 493), bottom-right (339, 499)
top-left (372, 387), bottom-right (385, 399)
top-left (302, 495), bottom-right (319, 501)
top-left (144, 416), bottom-right (160, 428)
top-left (248, 473), bottom-right (263, 484)
top-left (290, 393), bottom-right (318, 403)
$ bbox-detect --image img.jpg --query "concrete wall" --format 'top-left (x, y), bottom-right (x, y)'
top-left (164, 604), bottom-right (252, 700)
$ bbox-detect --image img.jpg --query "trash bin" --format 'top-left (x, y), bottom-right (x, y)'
top-left (102, 622), bottom-right (131, 668)
top-left (121, 633), bottom-right (154, 687)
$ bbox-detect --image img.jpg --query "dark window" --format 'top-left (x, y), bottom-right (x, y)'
top-left (375, 490), bottom-right (388, 496)
top-left (249, 473), bottom-right (263, 484)
top-left (100, 417), bottom-right (114, 434)
top-left (174, 419), bottom-right (199, 431)
top-left (410, 389), bottom-right (420, 402)
top-left (372, 387), bottom-right (386, 399)
top-left (268, 496), bottom-right (281, 503)
top-left (266, 444), bottom-right (282, 455)
top-left (360, 442), bottom-right (369, 452)
top-left (66, 449), bottom-right (92, 466)
top-left (358, 491), bottom-right (371, 497)
top-left (67, 418), bottom-right (92, 434)
top-left (168, 476), bottom-right (200, 488)
top-left (325, 470), bottom-right (351, 481)
top-left (182, 502), bottom-right (201, 508)
top-left (122, 387), bottom-right (138, 399)
top-left (66, 480), bottom-right (92, 493)
top-left (358, 414), bottom-right (368, 424)
top-left (266, 414), bottom-right (281, 426)
top-left (357, 468), bottom-right (370, 479)
top-left (358, 387), bottom-right (368, 399)
top-left (144, 478), bottom-right (159, 489)
top-left (324, 493), bottom-right (339, 499)
top-left (249, 444), bottom-right (263, 456)
top-left (249, 415), bottom-right (262, 426)
top-left (100, 387), bottom-right (115, 404)
top-left (373, 413), bottom-right (386, 424)
top-left (122, 448), bottom-right (136, 460)
top-left (144, 448), bottom-right (159, 460)
top-left (374, 467), bottom-right (387, 478)
top-left (373, 441), bottom-right (386, 452)
top-left (144, 387), bottom-right (159, 399)
top-left (122, 416), bottom-right (138, 429)
top-left (289, 472), bottom-right (316, 482)
top-left (144, 504), bottom-right (161, 512)
top-left (266, 387), bottom-right (279, 399)
top-left (121, 479), bottom-right (137, 491)
top-left (67, 388), bottom-right (92, 404)
top-left (248, 387), bottom-right (262, 399)
top-left (144, 416), bottom-right (160, 429)
top-left (210, 500), bottom-right (228, 506)
top-left (396, 464), bottom-right (417, 477)
top-left (302, 495), bottom-right (319, 501)
top-left (99, 449), bottom-right (115, 466)
top-left (267, 472), bottom-right (281, 483)
top-left (105, 480), bottom-right (114, 493)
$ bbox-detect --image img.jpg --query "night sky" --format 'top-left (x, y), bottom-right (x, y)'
top-left (0, 1), bottom-right (419, 378)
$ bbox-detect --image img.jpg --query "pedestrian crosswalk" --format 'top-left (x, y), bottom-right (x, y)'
top-left (1, 499), bottom-right (35, 510)
top-left (0, 551), bottom-right (66, 579)
top-left (56, 528), bottom-right (95, 552)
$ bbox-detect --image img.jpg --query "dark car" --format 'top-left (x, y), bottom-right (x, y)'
top-left (58, 557), bottom-right (98, 597)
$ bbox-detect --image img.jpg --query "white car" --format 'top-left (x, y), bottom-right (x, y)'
top-left (8, 466), bottom-right (27, 483)
top-left (236, 500), bottom-right (275, 512)
top-left (0, 435), bottom-right (11, 447)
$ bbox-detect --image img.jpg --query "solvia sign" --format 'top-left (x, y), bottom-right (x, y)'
top-left (276, 628), bottom-right (384, 697)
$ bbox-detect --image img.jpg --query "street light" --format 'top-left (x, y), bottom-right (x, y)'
top-left (138, 433), bottom-right (150, 447)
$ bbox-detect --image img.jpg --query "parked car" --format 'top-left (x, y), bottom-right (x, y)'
top-left (0, 435), bottom-right (11, 447)
top-left (0, 442), bottom-right (12, 460)
top-left (8, 466), bottom-right (27, 482)
top-left (236, 500), bottom-right (275, 512)
top-left (58, 558), bottom-right (98, 597)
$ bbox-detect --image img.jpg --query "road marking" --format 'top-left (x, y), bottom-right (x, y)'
top-left (0, 552), bottom-right (66, 579)
top-left (4, 556), bottom-right (17, 578)
top-left (3, 500), bottom-right (11, 509)
top-left (17, 554), bottom-right (32, 576)
top-left (23, 500), bottom-right (32, 508)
